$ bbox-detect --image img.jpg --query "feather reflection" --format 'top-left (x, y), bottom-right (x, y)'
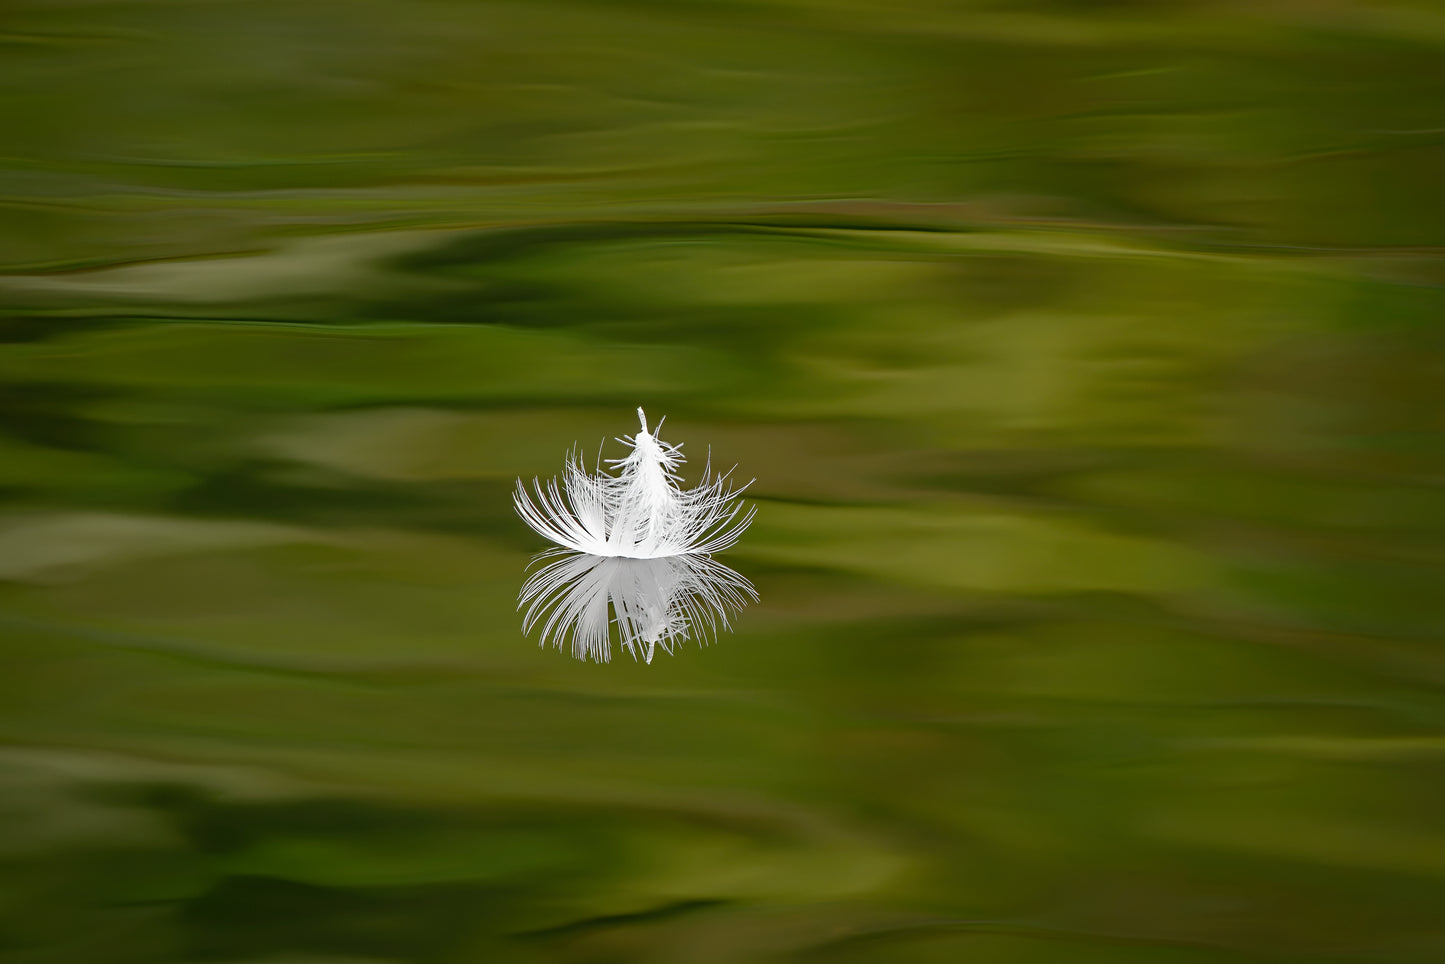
top-left (519, 552), bottom-right (757, 664)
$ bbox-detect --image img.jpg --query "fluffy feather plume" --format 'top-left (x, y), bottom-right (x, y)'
top-left (514, 408), bottom-right (754, 559)
top-left (518, 552), bottom-right (758, 664)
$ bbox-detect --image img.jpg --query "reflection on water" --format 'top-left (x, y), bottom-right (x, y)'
top-left (3, 0), bottom-right (1445, 961)
top-left (520, 552), bottom-right (758, 664)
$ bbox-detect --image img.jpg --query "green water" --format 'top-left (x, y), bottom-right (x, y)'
top-left (3, 2), bottom-right (1445, 962)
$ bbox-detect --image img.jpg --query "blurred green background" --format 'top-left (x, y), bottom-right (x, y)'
top-left (3, 1), bottom-right (1445, 962)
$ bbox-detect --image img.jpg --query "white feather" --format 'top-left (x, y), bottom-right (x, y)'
top-left (514, 407), bottom-right (755, 559)
top-left (518, 552), bottom-right (758, 663)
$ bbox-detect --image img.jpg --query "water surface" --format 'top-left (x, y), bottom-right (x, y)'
top-left (2, 2), bottom-right (1444, 962)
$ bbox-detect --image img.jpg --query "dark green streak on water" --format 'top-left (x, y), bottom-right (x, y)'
top-left (2, 2), bottom-right (1444, 962)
